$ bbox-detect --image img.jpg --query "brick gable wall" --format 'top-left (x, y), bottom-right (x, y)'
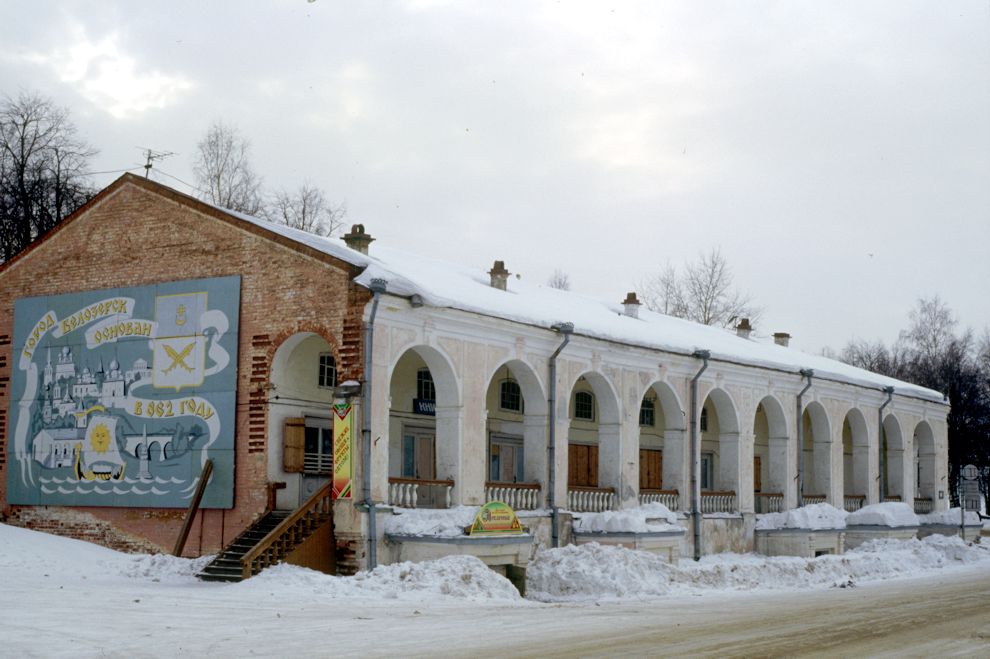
top-left (0, 180), bottom-right (370, 556)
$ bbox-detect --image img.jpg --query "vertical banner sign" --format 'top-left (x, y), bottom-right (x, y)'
top-left (332, 401), bottom-right (353, 499)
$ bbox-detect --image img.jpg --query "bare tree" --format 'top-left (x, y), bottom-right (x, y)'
top-left (639, 248), bottom-right (760, 327)
top-left (547, 268), bottom-right (571, 290)
top-left (262, 183), bottom-right (346, 237)
top-left (901, 295), bottom-right (957, 364)
top-left (640, 262), bottom-right (688, 317)
top-left (192, 121), bottom-right (263, 215)
top-left (0, 92), bottom-right (95, 261)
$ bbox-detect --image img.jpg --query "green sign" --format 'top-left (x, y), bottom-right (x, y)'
top-left (468, 501), bottom-right (523, 536)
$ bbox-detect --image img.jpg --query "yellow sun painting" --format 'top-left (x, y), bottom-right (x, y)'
top-left (89, 423), bottom-right (112, 453)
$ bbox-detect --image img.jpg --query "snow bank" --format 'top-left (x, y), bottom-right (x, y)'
top-left (572, 502), bottom-right (681, 534)
top-left (526, 536), bottom-right (990, 602)
top-left (755, 503), bottom-right (848, 530)
top-left (846, 502), bottom-right (919, 527)
top-left (918, 507), bottom-right (982, 525)
top-left (0, 523), bottom-right (209, 583)
top-left (527, 542), bottom-right (676, 600)
top-left (244, 555), bottom-right (522, 602)
top-left (383, 506), bottom-right (479, 537)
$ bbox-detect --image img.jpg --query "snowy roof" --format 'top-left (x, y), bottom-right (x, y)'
top-left (223, 207), bottom-right (944, 404)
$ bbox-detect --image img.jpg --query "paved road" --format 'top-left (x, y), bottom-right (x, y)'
top-left (474, 567), bottom-right (990, 658)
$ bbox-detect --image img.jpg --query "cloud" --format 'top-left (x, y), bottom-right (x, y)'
top-left (25, 27), bottom-right (193, 119)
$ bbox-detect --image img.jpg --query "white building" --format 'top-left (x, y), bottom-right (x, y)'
top-left (258, 220), bottom-right (949, 559)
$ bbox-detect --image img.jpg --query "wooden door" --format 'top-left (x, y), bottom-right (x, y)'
top-left (639, 449), bottom-right (663, 489)
top-left (568, 443), bottom-right (598, 487)
top-left (754, 455), bottom-right (762, 492)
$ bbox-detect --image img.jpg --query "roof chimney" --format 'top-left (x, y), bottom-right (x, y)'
top-left (622, 292), bottom-right (641, 319)
top-left (342, 224), bottom-right (374, 254)
top-left (773, 332), bottom-right (791, 347)
top-left (735, 318), bottom-right (753, 339)
top-left (489, 260), bottom-right (510, 291)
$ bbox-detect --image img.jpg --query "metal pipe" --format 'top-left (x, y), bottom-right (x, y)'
top-left (363, 278), bottom-right (387, 570)
top-left (690, 349), bottom-right (710, 561)
top-left (795, 369), bottom-right (814, 508)
top-left (547, 321), bottom-right (573, 548)
top-left (878, 386), bottom-right (895, 502)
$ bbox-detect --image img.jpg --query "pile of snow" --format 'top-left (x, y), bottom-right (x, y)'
top-left (119, 552), bottom-right (213, 582)
top-left (573, 502), bottom-right (681, 534)
top-left (918, 507), bottom-right (982, 525)
top-left (244, 554), bottom-right (522, 602)
top-left (847, 502), bottom-right (919, 527)
top-left (383, 506), bottom-right (479, 537)
top-left (527, 542), bottom-right (676, 600)
top-left (527, 535), bottom-right (990, 602)
top-left (755, 503), bottom-right (848, 530)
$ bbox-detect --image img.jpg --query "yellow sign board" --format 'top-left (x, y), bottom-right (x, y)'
top-left (468, 501), bottom-right (524, 536)
top-left (332, 402), bottom-right (353, 499)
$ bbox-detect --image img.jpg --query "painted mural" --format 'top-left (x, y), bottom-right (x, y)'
top-left (7, 276), bottom-right (240, 508)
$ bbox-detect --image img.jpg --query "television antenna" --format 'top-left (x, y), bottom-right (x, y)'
top-left (138, 147), bottom-right (176, 178)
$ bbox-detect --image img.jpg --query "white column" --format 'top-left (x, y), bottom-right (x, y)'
top-left (717, 432), bottom-right (743, 501)
top-left (523, 414), bottom-right (548, 487)
top-left (735, 429), bottom-right (755, 513)
top-left (597, 421), bottom-right (626, 506)
top-left (662, 429), bottom-right (688, 510)
top-left (434, 404), bottom-right (464, 504)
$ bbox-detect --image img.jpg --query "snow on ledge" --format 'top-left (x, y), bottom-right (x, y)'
top-left (383, 506), bottom-right (479, 538)
top-left (918, 508), bottom-right (982, 526)
top-left (846, 502), bottom-right (920, 527)
top-left (572, 503), bottom-right (682, 534)
top-left (755, 503), bottom-right (848, 531)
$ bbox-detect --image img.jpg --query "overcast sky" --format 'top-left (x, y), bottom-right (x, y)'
top-left (2, 1), bottom-right (987, 353)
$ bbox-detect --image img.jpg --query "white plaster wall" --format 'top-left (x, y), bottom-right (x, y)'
top-left (358, 294), bottom-right (951, 537)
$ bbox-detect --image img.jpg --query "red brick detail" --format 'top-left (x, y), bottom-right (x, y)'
top-left (0, 178), bottom-right (371, 556)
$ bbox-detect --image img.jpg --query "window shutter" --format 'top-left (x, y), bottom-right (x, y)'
top-left (284, 417), bottom-right (305, 473)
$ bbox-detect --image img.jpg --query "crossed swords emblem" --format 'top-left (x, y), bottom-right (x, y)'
top-left (162, 342), bottom-right (196, 374)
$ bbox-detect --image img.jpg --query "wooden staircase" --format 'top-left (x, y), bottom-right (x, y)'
top-left (198, 481), bottom-right (335, 582)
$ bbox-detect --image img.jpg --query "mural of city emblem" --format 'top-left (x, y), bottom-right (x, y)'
top-left (8, 276), bottom-right (240, 508)
top-left (153, 293), bottom-right (208, 391)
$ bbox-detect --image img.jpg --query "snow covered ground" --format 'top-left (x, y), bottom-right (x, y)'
top-left (2, 522), bottom-right (988, 657)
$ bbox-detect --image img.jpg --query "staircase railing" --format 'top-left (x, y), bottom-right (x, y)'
top-left (241, 480), bottom-right (334, 579)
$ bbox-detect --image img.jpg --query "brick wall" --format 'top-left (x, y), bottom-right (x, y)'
top-left (0, 176), bottom-right (370, 557)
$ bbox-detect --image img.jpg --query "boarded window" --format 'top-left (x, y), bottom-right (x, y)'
top-left (568, 443), bottom-right (598, 487)
top-left (283, 417), bottom-right (305, 473)
top-left (640, 449), bottom-right (662, 489)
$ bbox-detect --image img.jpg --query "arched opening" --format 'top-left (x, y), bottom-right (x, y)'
top-left (484, 359), bottom-right (546, 509)
top-left (267, 332), bottom-right (338, 510)
top-left (882, 414), bottom-right (906, 502)
top-left (700, 388), bottom-right (740, 512)
top-left (637, 381), bottom-right (685, 510)
top-left (753, 395), bottom-right (788, 513)
top-left (566, 371), bottom-right (620, 511)
top-left (914, 420), bottom-right (936, 512)
top-left (386, 346), bottom-right (459, 508)
top-left (841, 408), bottom-right (870, 511)
top-left (801, 401), bottom-right (831, 504)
